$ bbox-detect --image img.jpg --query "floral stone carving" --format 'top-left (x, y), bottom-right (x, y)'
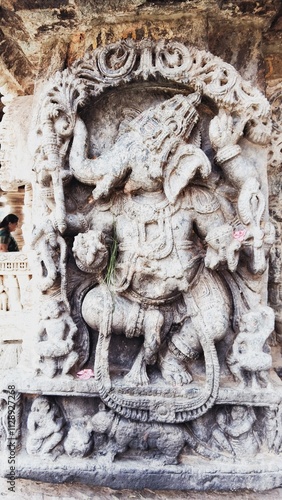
top-left (1, 39), bottom-right (282, 491)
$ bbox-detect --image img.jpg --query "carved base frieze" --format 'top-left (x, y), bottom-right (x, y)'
top-left (1, 391), bottom-right (282, 490)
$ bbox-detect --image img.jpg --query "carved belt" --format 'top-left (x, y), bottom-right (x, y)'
top-left (122, 288), bottom-right (182, 307)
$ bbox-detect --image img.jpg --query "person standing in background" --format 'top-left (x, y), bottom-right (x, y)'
top-left (0, 214), bottom-right (19, 252)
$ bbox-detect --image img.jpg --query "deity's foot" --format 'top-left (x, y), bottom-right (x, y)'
top-left (51, 444), bottom-right (64, 461)
top-left (250, 377), bottom-right (264, 391)
top-left (123, 365), bottom-right (149, 386)
top-left (144, 346), bottom-right (157, 366)
top-left (159, 348), bottom-right (193, 386)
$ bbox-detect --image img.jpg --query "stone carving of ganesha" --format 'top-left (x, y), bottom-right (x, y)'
top-left (66, 88), bottom-right (273, 420)
top-left (25, 41), bottom-right (275, 425)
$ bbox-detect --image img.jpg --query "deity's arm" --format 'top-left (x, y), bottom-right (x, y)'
top-left (200, 113), bottom-right (275, 273)
top-left (213, 144), bottom-right (267, 237)
top-left (191, 197), bottom-right (226, 240)
top-left (65, 315), bottom-right (78, 338)
top-left (60, 202), bottom-right (113, 238)
top-left (189, 188), bottom-right (241, 272)
top-left (216, 153), bottom-right (274, 275)
top-left (209, 110), bottom-right (271, 236)
top-left (209, 110), bottom-right (260, 189)
top-left (214, 145), bottom-right (259, 191)
top-left (189, 187), bottom-right (228, 241)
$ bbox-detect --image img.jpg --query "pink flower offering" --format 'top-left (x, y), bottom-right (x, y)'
top-left (76, 369), bottom-right (95, 380)
top-left (233, 229), bottom-right (247, 242)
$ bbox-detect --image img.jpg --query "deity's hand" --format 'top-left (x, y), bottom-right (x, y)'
top-left (209, 110), bottom-right (245, 158)
top-left (205, 224), bottom-right (242, 272)
top-left (73, 230), bottom-right (108, 273)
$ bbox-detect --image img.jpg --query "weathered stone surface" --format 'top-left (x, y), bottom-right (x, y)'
top-left (0, 1), bottom-right (282, 497)
top-left (0, 37), bottom-right (281, 494)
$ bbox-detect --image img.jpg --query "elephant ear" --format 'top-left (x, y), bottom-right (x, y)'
top-left (163, 144), bottom-right (211, 204)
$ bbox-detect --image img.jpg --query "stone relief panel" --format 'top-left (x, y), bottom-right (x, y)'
top-left (0, 39), bottom-right (281, 490)
top-left (18, 394), bottom-right (282, 473)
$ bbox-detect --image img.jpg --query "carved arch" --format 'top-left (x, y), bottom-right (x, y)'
top-left (29, 39), bottom-right (273, 423)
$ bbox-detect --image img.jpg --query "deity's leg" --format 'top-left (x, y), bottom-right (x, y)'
top-left (159, 268), bottom-right (231, 385)
top-left (143, 309), bottom-right (164, 365)
top-left (158, 328), bottom-right (195, 385)
top-left (227, 362), bottom-right (246, 387)
top-left (257, 369), bottom-right (272, 389)
top-left (61, 351), bottom-right (79, 377)
top-left (40, 359), bottom-right (58, 378)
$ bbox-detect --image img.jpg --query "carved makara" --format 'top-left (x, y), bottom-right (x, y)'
top-left (28, 39), bottom-right (274, 425)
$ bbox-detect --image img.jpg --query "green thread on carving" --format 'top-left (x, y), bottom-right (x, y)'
top-left (105, 224), bottom-right (118, 286)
